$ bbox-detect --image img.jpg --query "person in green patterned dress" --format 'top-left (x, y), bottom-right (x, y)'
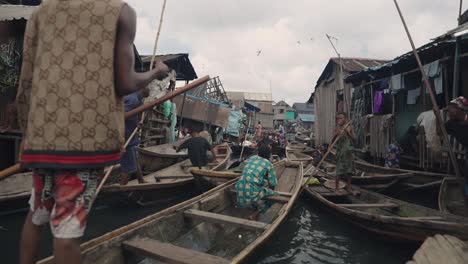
top-left (333, 112), bottom-right (356, 194)
top-left (235, 145), bottom-right (278, 220)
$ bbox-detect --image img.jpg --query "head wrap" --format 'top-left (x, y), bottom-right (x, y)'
top-left (449, 96), bottom-right (468, 109)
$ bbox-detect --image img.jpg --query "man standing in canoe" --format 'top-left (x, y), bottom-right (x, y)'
top-left (235, 145), bottom-right (278, 220)
top-left (332, 112), bottom-right (356, 195)
top-left (175, 126), bottom-right (217, 169)
top-left (16, 1), bottom-right (169, 263)
top-left (255, 120), bottom-right (263, 140)
top-left (445, 96), bottom-right (468, 200)
top-left (119, 87), bottom-right (151, 185)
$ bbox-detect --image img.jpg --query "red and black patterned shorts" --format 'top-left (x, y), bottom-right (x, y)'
top-left (29, 168), bottom-right (100, 238)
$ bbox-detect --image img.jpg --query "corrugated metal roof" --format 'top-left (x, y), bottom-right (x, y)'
top-left (315, 57), bottom-right (387, 88)
top-left (140, 53), bottom-right (197, 81)
top-left (299, 114), bottom-right (315, 122)
top-left (225, 91), bottom-right (272, 101)
top-left (293, 102), bottom-right (313, 112)
top-left (0, 5), bottom-right (36, 21)
top-left (331, 57), bottom-right (388, 72)
top-left (433, 21), bottom-right (468, 40)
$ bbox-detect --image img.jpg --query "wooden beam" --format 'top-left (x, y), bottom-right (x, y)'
top-left (184, 209), bottom-right (268, 231)
top-left (263, 195), bottom-right (289, 204)
top-left (340, 203), bottom-right (399, 209)
top-left (153, 175), bottom-right (193, 180)
top-left (123, 238), bottom-right (229, 264)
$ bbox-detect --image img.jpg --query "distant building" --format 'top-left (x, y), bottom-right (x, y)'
top-left (273, 100), bottom-right (295, 126)
top-left (292, 102), bottom-right (315, 129)
top-left (225, 91), bottom-right (274, 129)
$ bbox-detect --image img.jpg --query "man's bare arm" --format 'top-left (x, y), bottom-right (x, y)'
top-left (114, 5), bottom-right (169, 96)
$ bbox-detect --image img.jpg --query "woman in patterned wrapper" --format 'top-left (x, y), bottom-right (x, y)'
top-left (235, 145), bottom-right (278, 220)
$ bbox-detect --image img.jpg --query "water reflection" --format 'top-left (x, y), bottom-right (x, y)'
top-left (248, 197), bottom-right (416, 264)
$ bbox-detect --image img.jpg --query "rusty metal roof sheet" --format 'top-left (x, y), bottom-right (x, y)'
top-left (0, 5), bottom-right (36, 21)
top-left (225, 91), bottom-right (273, 102)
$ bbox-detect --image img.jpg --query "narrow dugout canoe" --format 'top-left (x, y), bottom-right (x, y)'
top-left (327, 149), bottom-right (452, 183)
top-left (0, 171), bottom-right (32, 213)
top-left (101, 143), bottom-right (232, 206)
top-left (304, 181), bottom-right (468, 242)
top-left (285, 147), bottom-right (313, 165)
top-left (138, 139), bottom-right (188, 173)
top-left (38, 160), bottom-right (304, 264)
top-left (294, 133), bottom-right (310, 145)
top-left (438, 177), bottom-right (468, 217)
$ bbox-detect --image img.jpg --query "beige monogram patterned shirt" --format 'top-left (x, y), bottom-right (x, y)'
top-left (16, 0), bottom-right (125, 169)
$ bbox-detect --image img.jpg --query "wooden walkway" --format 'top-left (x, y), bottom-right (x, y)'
top-left (407, 234), bottom-right (468, 264)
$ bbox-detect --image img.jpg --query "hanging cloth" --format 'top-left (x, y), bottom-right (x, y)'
top-left (373, 90), bottom-right (384, 113)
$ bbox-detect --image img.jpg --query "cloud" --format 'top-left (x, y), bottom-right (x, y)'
top-left (127, 0), bottom-right (461, 105)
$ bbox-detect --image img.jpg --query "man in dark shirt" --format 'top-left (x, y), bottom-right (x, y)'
top-left (175, 127), bottom-right (217, 168)
top-left (120, 87), bottom-right (150, 185)
top-left (257, 133), bottom-right (273, 149)
top-left (445, 97), bottom-right (468, 197)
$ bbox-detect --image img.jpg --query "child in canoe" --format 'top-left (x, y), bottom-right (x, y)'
top-left (333, 112), bottom-right (357, 195)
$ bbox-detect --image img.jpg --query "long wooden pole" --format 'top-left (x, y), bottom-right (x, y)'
top-left (302, 123), bottom-right (350, 183)
top-left (0, 164), bottom-right (20, 180)
top-left (392, 0), bottom-right (462, 181)
top-left (239, 115), bottom-right (252, 160)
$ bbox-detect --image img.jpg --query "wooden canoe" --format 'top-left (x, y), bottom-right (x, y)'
top-left (438, 177), bottom-right (468, 217)
top-left (138, 139), bottom-right (189, 173)
top-left (101, 143), bottom-right (232, 206)
top-left (327, 149), bottom-right (452, 182)
top-left (304, 181), bottom-right (468, 242)
top-left (294, 133), bottom-right (310, 145)
top-left (0, 165), bottom-right (119, 213)
top-left (38, 160), bottom-right (304, 264)
top-left (190, 169), bottom-right (241, 187)
top-left (285, 147), bottom-right (313, 165)
top-left (0, 171), bottom-right (32, 213)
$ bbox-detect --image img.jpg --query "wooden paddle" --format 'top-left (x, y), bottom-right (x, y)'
top-left (301, 122), bottom-right (351, 187)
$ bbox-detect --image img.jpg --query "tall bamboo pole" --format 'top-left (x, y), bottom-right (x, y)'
top-left (392, 0), bottom-right (462, 182)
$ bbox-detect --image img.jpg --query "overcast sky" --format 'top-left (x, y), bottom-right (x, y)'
top-left (127, 0), bottom-right (461, 105)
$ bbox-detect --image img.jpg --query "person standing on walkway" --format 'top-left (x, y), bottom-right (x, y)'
top-left (332, 112), bottom-right (356, 195)
top-left (16, 1), bottom-right (169, 263)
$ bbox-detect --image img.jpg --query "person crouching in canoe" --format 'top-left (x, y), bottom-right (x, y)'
top-left (333, 112), bottom-right (357, 195)
top-left (235, 145), bottom-right (278, 220)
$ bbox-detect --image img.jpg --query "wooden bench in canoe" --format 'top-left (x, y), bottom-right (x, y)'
top-left (38, 160), bottom-right (304, 264)
top-left (305, 180), bottom-right (468, 242)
